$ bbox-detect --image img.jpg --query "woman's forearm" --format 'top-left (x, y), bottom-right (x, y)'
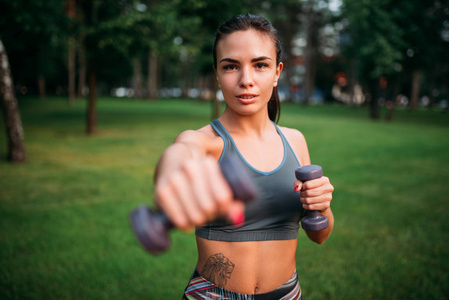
top-left (304, 207), bottom-right (334, 244)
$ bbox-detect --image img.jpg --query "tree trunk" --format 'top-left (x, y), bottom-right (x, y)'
top-left (0, 39), bottom-right (26, 162)
top-left (68, 37), bottom-right (76, 105)
top-left (386, 80), bottom-right (400, 122)
top-left (385, 100), bottom-right (395, 121)
top-left (77, 35), bottom-right (86, 98)
top-left (38, 74), bottom-right (46, 99)
top-left (369, 78), bottom-right (380, 120)
top-left (133, 58), bottom-right (142, 99)
top-left (304, 1), bottom-right (319, 105)
top-left (274, 20), bottom-right (295, 101)
top-left (410, 70), bottom-right (421, 110)
top-left (181, 60), bottom-right (190, 98)
top-left (147, 50), bottom-right (158, 99)
top-left (428, 81), bottom-right (435, 109)
top-left (86, 59), bottom-right (97, 135)
top-left (369, 97), bottom-right (380, 119)
top-left (84, 0), bottom-right (98, 135)
top-left (348, 60), bottom-right (358, 106)
top-left (67, 0), bottom-right (76, 105)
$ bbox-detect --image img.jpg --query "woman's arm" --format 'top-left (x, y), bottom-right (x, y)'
top-left (154, 130), bottom-right (244, 232)
top-left (154, 130), bottom-right (206, 184)
top-left (282, 127), bottom-right (335, 244)
top-left (294, 174), bottom-right (334, 243)
top-left (304, 207), bottom-right (334, 244)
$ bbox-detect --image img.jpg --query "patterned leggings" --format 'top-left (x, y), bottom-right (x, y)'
top-left (182, 268), bottom-right (301, 300)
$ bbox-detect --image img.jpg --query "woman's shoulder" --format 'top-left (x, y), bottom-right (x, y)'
top-left (277, 125), bottom-right (310, 166)
top-left (277, 125), bottom-right (306, 145)
top-left (174, 124), bottom-right (223, 159)
top-left (175, 124), bottom-right (216, 143)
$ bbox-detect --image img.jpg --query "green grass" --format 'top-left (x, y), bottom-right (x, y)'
top-left (1, 97), bottom-right (448, 299)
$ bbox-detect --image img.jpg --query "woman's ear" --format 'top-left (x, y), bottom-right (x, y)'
top-left (213, 65), bottom-right (220, 87)
top-left (274, 62), bottom-right (284, 87)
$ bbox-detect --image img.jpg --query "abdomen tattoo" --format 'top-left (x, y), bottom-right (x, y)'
top-left (201, 253), bottom-right (235, 287)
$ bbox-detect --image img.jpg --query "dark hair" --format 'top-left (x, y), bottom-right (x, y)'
top-left (213, 14), bottom-right (283, 123)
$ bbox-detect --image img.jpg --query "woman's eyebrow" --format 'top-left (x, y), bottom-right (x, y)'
top-left (251, 56), bottom-right (272, 62)
top-left (219, 58), bottom-right (239, 64)
top-left (219, 56), bottom-right (272, 64)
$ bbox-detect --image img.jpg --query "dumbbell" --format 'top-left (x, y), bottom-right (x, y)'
top-left (130, 154), bottom-right (258, 255)
top-left (295, 164), bottom-right (329, 231)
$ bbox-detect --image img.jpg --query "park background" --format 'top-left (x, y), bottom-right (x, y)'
top-left (1, 0), bottom-right (448, 299)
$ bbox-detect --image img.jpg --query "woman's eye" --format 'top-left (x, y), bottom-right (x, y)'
top-left (223, 64), bottom-right (238, 71)
top-left (256, 62), bottom-right (269, 69)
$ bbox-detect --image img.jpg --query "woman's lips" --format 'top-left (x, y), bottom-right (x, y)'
top-left (237, 94), bottom-right (257, 104)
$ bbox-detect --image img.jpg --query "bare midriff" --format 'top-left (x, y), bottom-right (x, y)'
top-left (195, 236), bottom-right (298, 295)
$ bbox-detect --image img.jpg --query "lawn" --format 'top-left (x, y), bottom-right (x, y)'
top-left (1, 97), bottom-right (448, 299)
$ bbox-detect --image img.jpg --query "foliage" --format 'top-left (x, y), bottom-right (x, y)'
top-left (341, 0), bottom-right (449, 95)
top-left (341, 0), bottom-right (404, 79)
top-left (0, 0), bottom-right (448, 108)
top-left (0, 0), bottom-right (70, 92)
top-left (87, 0), bottom-right (191, 58)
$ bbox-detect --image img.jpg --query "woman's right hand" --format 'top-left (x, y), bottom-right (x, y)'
top-left (155, 156), bottom-right (245, 232)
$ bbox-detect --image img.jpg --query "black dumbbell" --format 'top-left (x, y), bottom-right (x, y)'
top-left (130, 154), bottom-right (258, 255)
top-left (295, 164), bottom-right (329, 231)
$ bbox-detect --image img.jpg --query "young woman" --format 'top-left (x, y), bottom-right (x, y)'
top-left (154, 14), bottom-right (334, 299)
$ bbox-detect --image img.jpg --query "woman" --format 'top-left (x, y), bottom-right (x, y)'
top-left (155, 14), bottom-right (334, 299)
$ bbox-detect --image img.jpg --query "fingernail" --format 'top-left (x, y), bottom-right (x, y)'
top-left (233, 211), bottom-right (245, 227)
top-left (294, 185), bottom-right (300, 192)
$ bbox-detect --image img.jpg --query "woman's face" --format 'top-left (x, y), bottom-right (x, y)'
top-left (215, 29), bottom-right (283, 117)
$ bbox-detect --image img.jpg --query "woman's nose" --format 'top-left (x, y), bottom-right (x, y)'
top-left (239, 67), bottom-right (254, 88)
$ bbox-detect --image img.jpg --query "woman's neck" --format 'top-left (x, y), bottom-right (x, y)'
top-left (219, 108), bottom-right (273, 137)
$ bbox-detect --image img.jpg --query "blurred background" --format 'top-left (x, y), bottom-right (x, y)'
top-left (1, 0), bottom-right (448, 114)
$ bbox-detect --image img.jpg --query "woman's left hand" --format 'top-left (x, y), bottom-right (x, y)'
top-left (294, 176), bottom-right (334, 212)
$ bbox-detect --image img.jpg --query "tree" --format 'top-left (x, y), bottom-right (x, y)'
top-left (177, 0), bottom-right (246, 118)
top-left (66, 0), bottom-right (77, 105)
top-left (342, 0), bottom-right (449, 118)
top-left (303, 0), bottom-right (324, 105)
top-left (78, 0), bottom-right (101, 135)
top-left (395, 0), bottom-right (449, 110)
top-left (0, 39), bottom-right (26, 162)
top-left (0, 0), bottom-right (70, 98)
top-left (265, 0), bottom-right (304, 101)
top-left (342, 0), bottom-right (404, 119)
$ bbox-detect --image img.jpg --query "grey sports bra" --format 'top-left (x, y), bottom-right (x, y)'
top-left (195, 120), bottom-right (305, 242)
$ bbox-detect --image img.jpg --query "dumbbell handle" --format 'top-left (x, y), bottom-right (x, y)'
top-left (130, 154), bottom-right (257, 254)
top-left (295, 164), bottom-right (329, 231)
